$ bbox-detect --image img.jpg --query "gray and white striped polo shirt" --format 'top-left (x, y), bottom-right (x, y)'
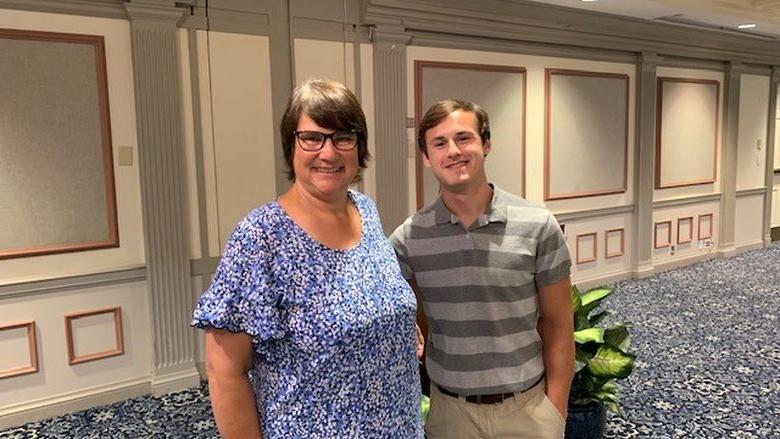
top-left (389, 185), bottom-right (571, 396)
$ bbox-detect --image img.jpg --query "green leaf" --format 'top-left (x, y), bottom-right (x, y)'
top-left (574, 328), bottom-right (605, 344)
top-left (589, 310), bottom-right (609, 326)
top-left (604, 324), bottom-right (631, 352)
top-left (574, 348), bottom-right (592, 373)
top-left (570, 286), bottom-right (583, 314)
top-left (604, 401), bottom-right (620, 414)
top-left (587, 345), bottom-right (635, 379)
top-left (581, 287), bottom-right (612, 307)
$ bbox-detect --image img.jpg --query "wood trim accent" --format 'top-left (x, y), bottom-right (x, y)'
top-left (677, 216), bottom-right (694, 244)
top-left (0, 321), bottom-right (38, 379)
top-left (604, 228), bottom-right (625, 258)
top-left (414, 60), bottom-right (527, 209)
top-left (544, 68), bottom-right (630, 200)
top-left (65, 307), bottom-right (124, 365)
top-left (654, 220), bottom-right (673, 249)
top-left (0, 28), bottom-right (118, 260)
top-left (655, 77), bottom-right (720, 189)
top-left (576, 232), bottom-right (598, 264)
top-left (698, 213), bottom-right (714, 240)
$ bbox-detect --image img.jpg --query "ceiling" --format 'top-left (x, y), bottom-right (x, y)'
top-left (527, 0), bottom-right (780, 39)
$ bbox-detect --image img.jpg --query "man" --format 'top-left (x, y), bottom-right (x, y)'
top-left (390, 99), bottom-right (574, 438)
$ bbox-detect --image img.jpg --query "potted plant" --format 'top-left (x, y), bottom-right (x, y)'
top-left (565, 286), bottom-right (636, 439)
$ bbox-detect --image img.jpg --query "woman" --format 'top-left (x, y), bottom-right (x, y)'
top-left (192, 79), bottom-right (423, 438)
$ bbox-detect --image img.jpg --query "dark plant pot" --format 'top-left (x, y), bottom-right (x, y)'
top-left (565, 403), bottom-right (606, 439)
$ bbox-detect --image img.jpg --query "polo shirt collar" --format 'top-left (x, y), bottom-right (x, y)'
top-left (432, 184), bottom-right (509, 225)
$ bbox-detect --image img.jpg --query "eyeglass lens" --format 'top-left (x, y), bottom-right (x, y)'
top-left (296, 131), bottom-right (357, 151)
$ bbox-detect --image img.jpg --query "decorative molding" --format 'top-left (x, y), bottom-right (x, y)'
top-left (677, 216), bottom-right (694, 244)
top-left (544, 69), bottom-right (629, 200)
top-left (372, 27), bottom-right (411, 233)
top-left (634, 52), bottom-right (660, 277)
top-left (698, 213), bottom-right (714, 240)
top-left (736, 187), bottom-right (767, 197)
top-left (363, 0), bottom-right (780, 65)
top-left (0, 321), bottom-right (38, 379)
top-left (575, 232), bottom-right (597, 264)
top-left (65, 307), bottom-right (124, 365)
top-left (124, 3), bottom-right (197, 382)
top-left (0, 267), bottom-right (146, 300)
top-left (653, 193), bottom-right (722, 208)
top-left (553, 204), bottom-right (634, 223)
top-left (0, 28), bottom-right (118, 260)
top-left (414, 60), bottom-right (527, 208)
top-left (654, 220), bottom-right (672, 248)
top-left (655, 77), bottom-right (720, 189)
top-left (604, 228), bottom-right (625, 259)
top-left (0, 0), bottom-right (128, 20)
top-left (0, 376), bottom-right (150, 430)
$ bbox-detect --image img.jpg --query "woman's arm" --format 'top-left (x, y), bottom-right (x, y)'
top-left (205, 329), bottom-right (262, 439)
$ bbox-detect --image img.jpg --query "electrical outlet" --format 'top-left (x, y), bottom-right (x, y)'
top-left (670, 244), bottom-right (676, 256)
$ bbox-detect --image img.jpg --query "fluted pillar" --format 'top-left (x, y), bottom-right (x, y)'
top-left (124, 0), bottom-right (199, 395)
top-left (633, 52), bottom-right (661, 278)
top-left (372, 25), bottom-right (411, 234)
top-left (719, 62), bottom-right (743, 256)
top-left (764, 68), bottom-right (779, 245)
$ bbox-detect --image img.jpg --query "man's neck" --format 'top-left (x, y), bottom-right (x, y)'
top-left (440, 182), bottom-right (493, 229)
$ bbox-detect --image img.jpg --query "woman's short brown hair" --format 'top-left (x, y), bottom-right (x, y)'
top-left (417, 99), bottom-right (490, 156)
top-left (279, 79), bottom-right (370, 181)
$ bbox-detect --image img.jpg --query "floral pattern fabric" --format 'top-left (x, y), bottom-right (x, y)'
top-left (192, 191), bottom-right (423, 438)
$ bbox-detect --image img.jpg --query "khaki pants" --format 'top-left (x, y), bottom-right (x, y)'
top-left (425, 380), bottom-right (566, 439)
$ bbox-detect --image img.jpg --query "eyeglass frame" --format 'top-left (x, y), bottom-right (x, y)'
top-left (293, 130), bottom-right (361, 152)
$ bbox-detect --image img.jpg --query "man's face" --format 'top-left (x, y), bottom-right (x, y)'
top-left (422, 110), bottom-right (490, 193)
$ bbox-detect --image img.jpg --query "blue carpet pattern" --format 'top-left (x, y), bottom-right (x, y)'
top-left (1, 243), bottom-right (779, 438)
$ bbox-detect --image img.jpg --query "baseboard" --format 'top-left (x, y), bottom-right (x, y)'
top-left (573, 270), bottom-right (633, 289)
top-left (653, 252), bottom-right (718, 273)
top-left (150, 367), bottom-right (201, 397)
top-left (735, 240), bottom-right (765, 253)
top-left (0, 377), bottom-right (150, 430)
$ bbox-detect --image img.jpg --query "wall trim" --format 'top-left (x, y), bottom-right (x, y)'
top-left (653, 251), bottom-right (718, 273)
top-left (554, 204), bottom-right (634, 222)
top-left (735, 240), bottom-right (765, 253)
top-left (0, 267), bottom-right (146, 300)
top-left (653, 193), bottom-right (721, 208)
top-left (0, 377), bottom-right (150, 430)
top-left (190, 256), bottom-right (219, 276)
top-left (0, 0), bottom-right (128, 20)
top-left (150, 367), bottom-right (201, 397)
top-left (736, 187), bottom-right (767, 197)
top-left (364, 0), bottom-right (780, 65)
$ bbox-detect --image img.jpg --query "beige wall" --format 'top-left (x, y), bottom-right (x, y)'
top-left (0, 9), bottom-right (145, 284)
top-left (0, 8), bottom-right (151, 427)
top-left (736, 74), bottom-right (770, 191)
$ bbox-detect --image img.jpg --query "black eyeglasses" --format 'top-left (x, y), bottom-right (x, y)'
top-left (294, 130), bottom-right (359, 151)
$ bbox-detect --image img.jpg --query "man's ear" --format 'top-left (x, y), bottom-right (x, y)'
top-left (422, 151), bottom-right (432, 168)
top-left (483, 139), bottom-right (491, 157)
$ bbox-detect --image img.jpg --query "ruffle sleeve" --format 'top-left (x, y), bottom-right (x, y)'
top-left (191, 214), bottom-right (285, 347)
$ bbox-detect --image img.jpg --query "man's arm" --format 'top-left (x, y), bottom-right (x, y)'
top-left (537, 276), bottom-right (574, 419)
top-left (205, 329), bottom-right (262, 439)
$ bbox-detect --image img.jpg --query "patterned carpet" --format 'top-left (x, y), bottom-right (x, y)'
top-left (2, 243), bottom-right (779, 438)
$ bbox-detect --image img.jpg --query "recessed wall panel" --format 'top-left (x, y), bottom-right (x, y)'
top-left (545, 69), bottom-right (629, 200)
top-left (656, 78), bottom-right (720, 189)
top-left (415, 61), bottom-right (526, 208)
top-left (0, 29), bottom-right (118, 259)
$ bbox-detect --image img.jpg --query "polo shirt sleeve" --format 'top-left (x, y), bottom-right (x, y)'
top-left (388, 220), bottom-right (415, 282)
top-left (535, 213), bottom-right (571, 288)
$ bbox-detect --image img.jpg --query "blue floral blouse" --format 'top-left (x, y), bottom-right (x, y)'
top-left (192, 191), bottom-right (423, 438)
